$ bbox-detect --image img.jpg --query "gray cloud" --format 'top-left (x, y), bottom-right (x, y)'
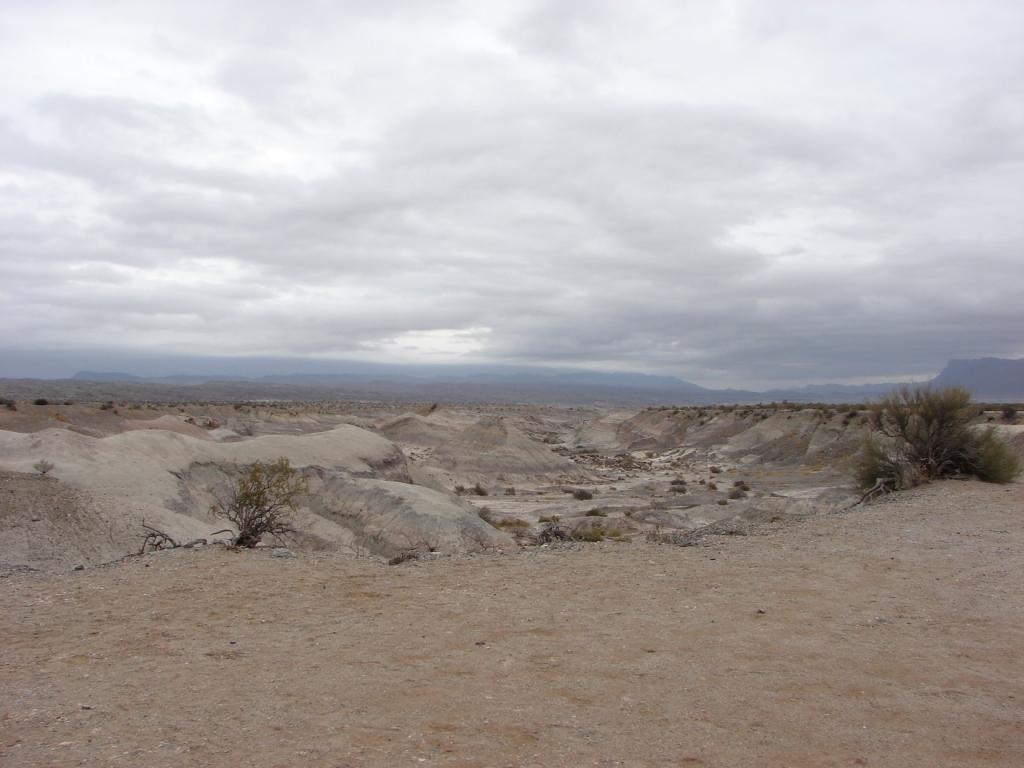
top-left (1, 0), bottom-right (1022, 387)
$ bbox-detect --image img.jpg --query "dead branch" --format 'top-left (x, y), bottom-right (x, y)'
top-left (139, 523), bottom-right (180, 555)
top-left (850, 477), bottom-right (897, 508)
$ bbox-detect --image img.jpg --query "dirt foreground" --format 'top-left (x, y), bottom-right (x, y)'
top-left (2, 480), bottom-right (1022, 767)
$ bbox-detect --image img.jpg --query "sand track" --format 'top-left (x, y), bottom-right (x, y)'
top-left (2, 479), bottom-right (1021, 767)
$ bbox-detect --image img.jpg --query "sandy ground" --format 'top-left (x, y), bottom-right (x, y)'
top-left (2, 479), bottom-right (1022, 768)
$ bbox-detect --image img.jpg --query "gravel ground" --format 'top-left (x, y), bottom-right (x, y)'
top-left (2, 479), bottom-right (1022, 767)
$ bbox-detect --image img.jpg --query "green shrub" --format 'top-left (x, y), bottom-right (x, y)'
top-left (574, 526), bottom-right (606, 542)
top-left (856, 385), bottom-right (1020, 490)
top-left (212, 458), bottom-right (307, 548)
top-left (972, 428), bottom-right (1021, 483)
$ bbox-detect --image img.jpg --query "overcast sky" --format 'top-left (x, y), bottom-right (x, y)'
top-left (1, 0), bottom-right (1022, 387)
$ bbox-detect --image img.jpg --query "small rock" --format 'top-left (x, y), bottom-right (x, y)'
top-left (79, 704), bottom-right (92, 710)
top-left (271, 548), bottom-right (296, 559)
top-left (73, 564), bottom-right (84, 571)
top-left (756, 609), bottom-right (766, 615)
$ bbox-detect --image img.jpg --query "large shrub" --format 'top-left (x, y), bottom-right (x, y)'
top-left (212, 458), bottom-right (308, 547)
top-left (856, 385), bottom-right (1020, 490)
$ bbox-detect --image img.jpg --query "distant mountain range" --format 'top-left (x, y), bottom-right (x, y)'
top-left (930, 357), bottom-right (1024, 400)
top-left (57, 357), bottom-right (1024, 404)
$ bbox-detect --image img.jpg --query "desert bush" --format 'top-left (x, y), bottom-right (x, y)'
top-left (537, 515), bottom-right (561, 524)
top-left (717, 499), bottom-right (729, 505)
top-left (574, 526), bottom-right (606, 542)
top-left (706, 481), bottom-right (717, 491)
top-left (856, 385), bottom-right (1020, 491)
top-left (454, 484), bottom-right (466, 495)
top-left (971, 428), bottom-right (1022, 483)
top-left (472, 482), bottom-right (488, 497)
top-left (503, 486), bottom-right (517, 496)
top-left (33, 459), bottom-right (54, 475)
top-left (572, 488), bottom-right (593, 500)
top-left (477, 507), bottom-right (499, 527)
top-left (585, 508), bottom-right (607, 517)
top-left (212, 458), bottom-right (307, 547)
top-left (727, 488), bottom-right (746, 500)
top-left (669, 478), bottom-right (687, 486)
top-left (33, 398), bottom-right (49, 406)
top-left (1002, 405), bottom-right (1018, 421)
top-left (1, 397), bottom-right (16, 411)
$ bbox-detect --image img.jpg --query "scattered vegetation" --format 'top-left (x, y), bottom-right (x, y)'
top-left (574, 526), bottom-right (606, 542)
top-left (33, 459), bottom-right (55, 475)
top-left (1, 397), bottom-right (16, 411)
top-left (856, 386), bottom-right (1021, 495)
top-left (571, 488), bottom-right (594, 500)
top-left (212, 458), bottom-right (308, 547)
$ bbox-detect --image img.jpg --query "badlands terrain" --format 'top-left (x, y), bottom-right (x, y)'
top-left (1, 398), bottom-right (1023, 766)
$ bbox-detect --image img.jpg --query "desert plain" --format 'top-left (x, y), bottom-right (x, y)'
top-left (1, 396), bottom-right (1022, 767)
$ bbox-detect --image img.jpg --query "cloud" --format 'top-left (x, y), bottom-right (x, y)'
top-left (1, 0), bottom-right (1022, 387)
